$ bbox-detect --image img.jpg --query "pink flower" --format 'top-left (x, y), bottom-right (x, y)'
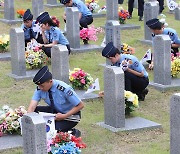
top-left (80, 79), bottom-right (85, 84)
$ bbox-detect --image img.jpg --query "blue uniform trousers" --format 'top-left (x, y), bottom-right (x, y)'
top-left (80, 15), bottom-right (93, 28)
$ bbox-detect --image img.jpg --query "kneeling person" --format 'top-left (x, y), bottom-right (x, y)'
top-left (28, 66), bottom-right (84, 136)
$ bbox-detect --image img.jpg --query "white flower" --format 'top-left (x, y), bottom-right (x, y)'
top-left (11, 121), bottom-right (20, 129)
top-left (2, 105), bottom-right (10, 113)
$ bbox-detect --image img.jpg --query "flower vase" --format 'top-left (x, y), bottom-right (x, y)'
top-left (119, 18), bottom-right (126, 24)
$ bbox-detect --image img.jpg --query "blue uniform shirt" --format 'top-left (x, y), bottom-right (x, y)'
top-left (152, 28), bottom-right (180, 44)
top-left (113, 54), bottom-right (148, 78)
top-left (72, 0), bottom-right (92, 17)
top-left (45, 26), bottom-right (69, 45)
top-left (21, 21), bottom-right (37, 41)
top-left (32, 79), bottom-right (81, 113)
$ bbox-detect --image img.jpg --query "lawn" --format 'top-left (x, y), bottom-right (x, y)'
top-left (0, 0), bottom-right (180, 153)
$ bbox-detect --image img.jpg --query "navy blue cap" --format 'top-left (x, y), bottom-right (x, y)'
top-left (23, 9), bottom-right (33, 21)
top-left (146, 18), bottom-right (162, 29)
top-left (33, 66), bottom-right (52, 85)
top-left (60, 0), bottom-right (70, 4)
top-left (36, 12), bottom-right (51, 24)
top-left (102, 42), bottom-right (117, 58)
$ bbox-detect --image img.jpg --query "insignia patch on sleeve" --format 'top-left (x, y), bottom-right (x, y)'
top-left (168, 32), bottom-right (174, 36)
top-left (67, 90), bottom-right (73, 96)
top-left (57, 85), bottom-right (65, 92)
top-left (133, 61), bottom-right (139, 67)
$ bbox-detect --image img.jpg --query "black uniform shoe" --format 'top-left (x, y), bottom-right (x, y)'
top-left (138, 89), bottom-right (149, 101)
top-left (139, 16), bottom-right (143, 21)
top-left (71, 128), bottom-right (81, 138)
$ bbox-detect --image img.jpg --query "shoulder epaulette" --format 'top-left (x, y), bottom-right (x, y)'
top-left (57, 84), bottom-right (66, 92)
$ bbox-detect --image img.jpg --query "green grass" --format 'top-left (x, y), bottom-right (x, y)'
top-left (0, 0), bottom-right (180, 153)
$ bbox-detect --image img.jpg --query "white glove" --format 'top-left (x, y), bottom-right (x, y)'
top-left (121, 63), bottom-right (128, 71)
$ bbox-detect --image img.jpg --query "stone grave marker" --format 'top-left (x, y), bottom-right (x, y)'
top-left (0, 0), bottom-right (22, 24)
top-left (8, 28), bottom-right (38, 81)
top-left (140, 1), bottom-right (159, 45)
top-left (175, 7), bottom-right (180, 20)
top-left (66, 7), bottom-right (103, 53)
top-left (22, 112), bottom-right (47, 154)
top-left (97, 65), bottom-right (162, 132)
top-left (149, 35), bottom-right (180, 91)
top-left (44, 0), bottom-right (64, 8)
top-left (170, 93), bottom-right (180, 154)
top-left (106, 0), bottom-right (118, 21)
top-left (32, 0), bottom-right (44, 19)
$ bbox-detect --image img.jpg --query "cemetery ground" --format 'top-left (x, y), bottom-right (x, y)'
top-left (0, 0), bottom-right (180, 153)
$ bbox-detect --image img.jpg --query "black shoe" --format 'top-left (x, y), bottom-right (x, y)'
top-left (138, 89), bottom-right (149, 101)
top-left (127, 15), bottom-right (132, 19)
top-left (71, 128), bottom-right (81, 138)
top-left (83, 39), bottom-right (88, 45)
top-left (139, 16), bottom-right (143, 21)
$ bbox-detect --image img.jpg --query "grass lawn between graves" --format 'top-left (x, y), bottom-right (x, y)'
top-left (0, 0), bottom-right (180, 153)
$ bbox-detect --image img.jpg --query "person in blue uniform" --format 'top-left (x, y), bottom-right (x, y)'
top-left (21, 9), bottom-right (43, 46)
top-left (27, 66), bottom-right (84, 137)
top-left (127, 0), bottom-right (144, 21)
top-left (36, 12), bottom-right (71, 57)
top-left (146, 18), bottom-right (180, 69)
top-left (102, 42), bottom-right (149, 101)
top-left (60, 0), bottom-right (93, 29)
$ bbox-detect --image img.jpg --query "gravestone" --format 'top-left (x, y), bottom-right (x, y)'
top-left (32, 0), bottom-right (44, 19)
top-left (0, 0), bottom-right (22, 24)
top-left (66, 7), bottom-right (103, 53)
top-left (51, 45), bottom-right (69, 84)
top-left (141, 1), bottom-right (159, 45)
top-left (175, 7), bottom-right (180, 20)
top-left (97, 65), bottom-right (162, 132)
top-left (0, 52), bottom-right (11, 61)
top-left (106, 0), bottom-right (118, 20)
top-left (170, 93), bottom-right (180, 154)
top-left (44, 0), bottom-right (64, 8)
top-left (134, 0), bottom-right (138, 9)
top-left (150, 35), bottom-right (180, 91)
top-left (8, 28), bottom-right (38, 80)
top-left (22, 112), bottom-right (47, 154)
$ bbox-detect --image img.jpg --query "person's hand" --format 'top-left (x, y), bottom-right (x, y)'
top-left (149, 62), bottom-right (154, 70)
top-left (55, 113), bottom-right (67, 121)
top-left (122, 63), bottom-right (128, 71)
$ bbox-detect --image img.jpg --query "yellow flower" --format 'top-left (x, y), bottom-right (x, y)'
top-left (74, 68), bottom-right (81, 71)
top-left (132, 94), bottom-right (139, 107)
top-left (69, 76), bottom-right (74, 81)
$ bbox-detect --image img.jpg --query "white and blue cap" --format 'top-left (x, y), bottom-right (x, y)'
top-left (23, 9), bottom-right (33, 21)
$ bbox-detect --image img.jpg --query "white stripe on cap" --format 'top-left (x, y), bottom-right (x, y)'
top-left (39, 13), bottom-right (49, 23)
top-left (34, 68), bottom-right (48, 83)
top-left (148, 20), bottom-right (159, 26)
top-left (24, 13), bottom-right (31, 21)
top-left (105, 46), bottom-right (114, 57)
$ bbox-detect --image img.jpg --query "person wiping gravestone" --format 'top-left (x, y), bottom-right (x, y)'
top-left (101, 42), bottom-right (149, 101)
top-left (27, 66), bottom-right (84, 137)
top-left (146, 18), bottom-right (180, 69)
top-left (36, 12), bottom-right (71, 57)
top-left (21, 9), bottom-right (44, 47)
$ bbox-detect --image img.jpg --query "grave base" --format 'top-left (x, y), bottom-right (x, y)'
top-left (44, 3), bottom-right (64, 8)
top-left (97, 117), bottom-right (162, 132)
top-left (0, 52), bottom-right (10, 61)
top-left (0, 135), bottom-right (22, 151)
top-left (0, 9), bottom-right (4, 13)
top-left (102, 24), bottom-right (140, 30)
top-left (75, 90), bottom-right (100, 101)
top-left (140, 39), bottom-right (152, 45)
top-left (0, 18), bottom-right (22, 24)
top-left (92, 13), bottom-right (106, 18)
top-left (8, 69), bottom-right (39, 81)
top-left (150, 78), bottom-right (180, 92)
top-left (71, 44), bottom-right (103, 53)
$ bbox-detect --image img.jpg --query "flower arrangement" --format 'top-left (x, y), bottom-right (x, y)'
top-left (86, 0), bottom-right (99, 13)
top-left (47, 131), bottom-right (86, 154)
top-left (17, 9), bottom-right (26, 18)
top-left (80, 25), bottom-right (103, 44)
top-left (0, 0), bottom-right (4, 7)
top-left (125, 91), bottom-right (139, 115)
top-left (118, 7), bottom-right (129, 24)
top-left (159, 14), bottom-right (168, 27)
top-left (171, 53), bottom-right (180, 77)
top-left (69, 68), bottom-right (94, 90)
top-left (121, 43), bottom-right (135, 54)
top-left (0, 34), bottom-right (9, 52)
top-left (0, 105), bottom-right (27, 137)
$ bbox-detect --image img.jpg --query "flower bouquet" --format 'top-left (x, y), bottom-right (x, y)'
top-left (69, 68), bottom-right (94, 90)
top-left (121, 43), bottom-right (135, 54)
top-left (17, 9), bottom-right (26, 18)
top-left (171, 53), bottom-right (180, 77)
top-left (47, 132), bottom-right (86, 154)
top-left (80, 25), bottom-right (103, 44)
top-left (0, 105), bottom-right (27, 137)
top-left (118, 7), bottom-right (129, 24)
top-left (124, 91), bottom-right (139, 115)
top-left (0, 34), bottom-right (9, 52)
top-left (86, 0), bottom-right (99, 13)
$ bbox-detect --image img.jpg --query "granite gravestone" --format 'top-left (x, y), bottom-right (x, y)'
top-left (22, 112), bottom-right (47, 154)
top-left (141, 1), bottom-right (159, 45)
top-left (97, 65), bottom-right (162, 132)
top-left (66, 7), bottom-right (103, 53)
top-left (134, 0), bottom-right (138, 9)
top-left (32, 0), bottom-right (44, 19)
top-left (8, 28), bottom-right (38, 80)
top-left (170, 93), bottom-right (180, 154)
top-left (0, 0), bottom-right (22, 24)
top-left (44, 0), bottom-right (63, 8)
top-left (150, 35), bottom-right (180, 91)
top-left (175, 7), bottom-right (180, 20)
top-left (51, 45), bottom-right (69, 84)
top-left (106, 0), bottom-right (118, 20)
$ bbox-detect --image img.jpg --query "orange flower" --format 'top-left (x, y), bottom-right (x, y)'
top-left (17, 9), bottom-right (26, 16)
